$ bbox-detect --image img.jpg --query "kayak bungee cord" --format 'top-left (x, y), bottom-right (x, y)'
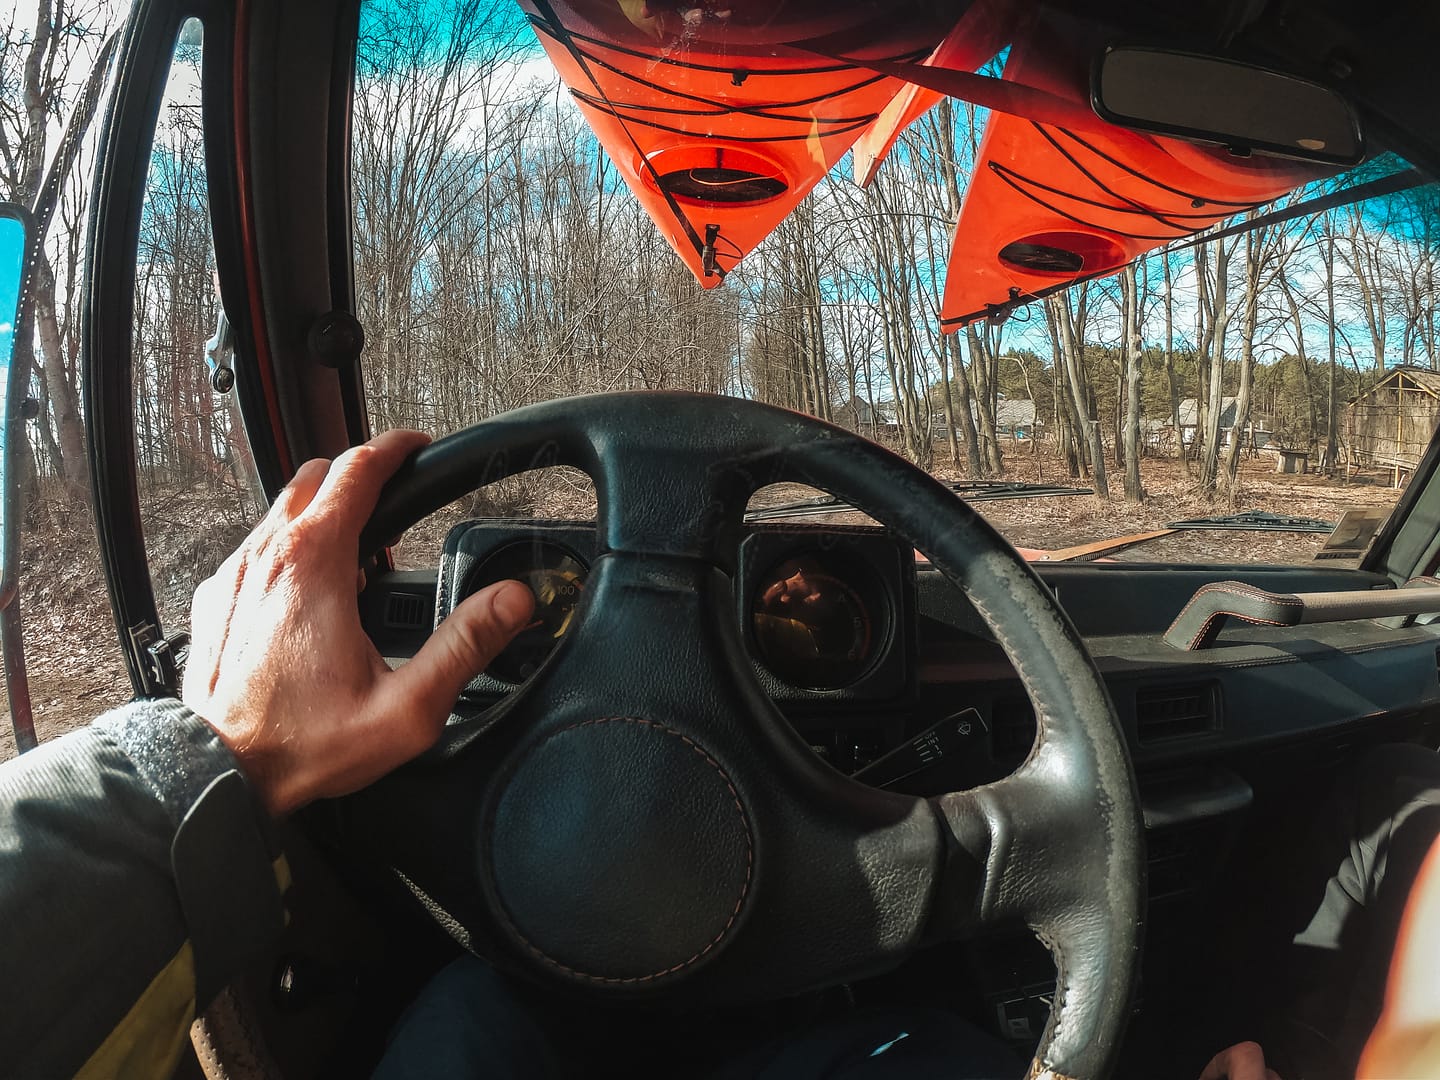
top-left (565, 98), bottom-right (879, 144)
top-left (534, 21), bottom-right (906, 118)
top-left (987, 157), bottom-right (1241, 236)
top-left (987, 159), bottom-right (1214, 242)
top-left (1031, 125), bottom-right (1262, 229)
top-left (1044, 125), bottom-right (1260, 210)
top-left (529, 16), bottom-right (918, 140)
top-left (984, 121), bottom-right (1274, 244)
top-left (527, 16), bottom-right (922, 79)
top-left (525, 0), bottom-right (724, 279)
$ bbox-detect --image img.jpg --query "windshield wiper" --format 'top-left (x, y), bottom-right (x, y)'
top-left (1166, 511), bottom-right (1336, 534)
top-left (744, 480), bottom-right (1093, 523)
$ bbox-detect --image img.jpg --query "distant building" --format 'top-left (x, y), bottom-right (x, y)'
top-left (1346, 366), bottom-right (1440, 477)
top-left (1177, 396), bottom-right (1274, 450)
top-left (835, 395), bottom-right (898, 434)
top-left (1142, 418), bottom-right (1174, 453)
top-left (993, 398), bottom-right (1041, 440)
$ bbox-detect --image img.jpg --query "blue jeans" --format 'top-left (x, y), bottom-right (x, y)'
top-left (373, 954), bottom-right (1022, 1079)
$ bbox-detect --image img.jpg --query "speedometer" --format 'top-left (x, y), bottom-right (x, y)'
top-left (465, 541), bottom-right (588, 683)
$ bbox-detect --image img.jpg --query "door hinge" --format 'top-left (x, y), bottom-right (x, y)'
top-left (129, 622), bottom-right (191, 697)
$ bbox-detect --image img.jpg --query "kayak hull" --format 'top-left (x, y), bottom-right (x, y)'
top-left (523, 0), bottom-right (952, 285)
top-left (940, 21), bottom-right (1318, 328)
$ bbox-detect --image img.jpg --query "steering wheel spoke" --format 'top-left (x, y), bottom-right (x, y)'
top-left (931, 760), bottom-right (1110, 934)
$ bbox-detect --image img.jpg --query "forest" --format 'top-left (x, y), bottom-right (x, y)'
top-left (2, 0), bottom-right (1436, 531)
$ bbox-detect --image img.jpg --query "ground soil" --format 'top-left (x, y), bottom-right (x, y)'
top-left (0, 446), bottom-right (1403, 762)
top-left (772, 448), bottom-right (1404, 565)
top-left (0, 515), bottom-right (133, 762)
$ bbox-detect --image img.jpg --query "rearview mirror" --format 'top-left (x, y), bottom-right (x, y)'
top-left (0, 203), bottom-right (35, 751)
top-left (1092, 46), bottom-right (1363, 167)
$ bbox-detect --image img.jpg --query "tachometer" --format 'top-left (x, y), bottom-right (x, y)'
top-left (466, 541), bottom-right (588, 683)
top-left (750, 554), bottom-right (884, 690)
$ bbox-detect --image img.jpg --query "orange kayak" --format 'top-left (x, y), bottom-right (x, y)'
top-left (940, 18), bottom-right (1319, 328)
top-left (852, 0), bottom-right (1014, 187)
top-left (520, 0), bottom-right (951, 286)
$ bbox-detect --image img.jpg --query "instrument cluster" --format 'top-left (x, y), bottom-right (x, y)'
top-left (436, 519), bottom-right (914, 701)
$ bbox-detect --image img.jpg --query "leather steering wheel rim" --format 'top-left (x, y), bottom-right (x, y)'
top-left (340, 391), bottom-right (1144, 1080)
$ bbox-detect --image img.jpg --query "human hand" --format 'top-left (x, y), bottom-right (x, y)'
top-left (760, 563), bottom-right (824, 609)
top-left (183, 429), bottom-right (534, 817)
top-left (1199, 1041), bottom-right (1282, 1080)
top-left (1360, 834), bottom-right (1440, 1078)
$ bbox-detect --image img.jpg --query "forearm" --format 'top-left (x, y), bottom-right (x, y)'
top-left (0, 699), bottom-right (285, 1079)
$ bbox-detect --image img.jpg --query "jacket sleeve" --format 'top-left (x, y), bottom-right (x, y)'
top-left (0, 698), bottom-right (288, 1080)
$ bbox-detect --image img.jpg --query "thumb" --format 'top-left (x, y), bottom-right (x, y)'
top-left (392, 579), bottom-right (535, 721)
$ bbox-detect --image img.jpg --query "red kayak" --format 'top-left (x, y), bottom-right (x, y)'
top-left (939, 16), bottom-right (1319, 328)
top-left (520, 0), bottom-right (952, 286)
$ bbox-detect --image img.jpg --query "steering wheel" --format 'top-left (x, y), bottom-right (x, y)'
top-left (339, 392), bottom-right (1144, 1080)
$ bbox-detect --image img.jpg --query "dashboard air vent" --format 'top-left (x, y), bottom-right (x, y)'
top-left (1135, 683), bottom-right (1217, 744)
top-left (384, 591), bottom-right (431, 631)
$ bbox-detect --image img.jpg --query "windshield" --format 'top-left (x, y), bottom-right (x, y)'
top-left (352, 0), bottom-right (1434, 567)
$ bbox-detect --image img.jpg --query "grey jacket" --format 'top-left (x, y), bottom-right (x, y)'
top-left (0, 698), bottom-right (287, 1079)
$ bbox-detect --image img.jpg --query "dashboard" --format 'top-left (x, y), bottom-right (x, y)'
top-left (360, 517), bottom-right (1440, 1048)
top-left (365, 518), bottom-right (1440, 792)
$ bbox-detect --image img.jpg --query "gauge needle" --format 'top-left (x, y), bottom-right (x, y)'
top-left (522, 618), bottom-right (545, 632)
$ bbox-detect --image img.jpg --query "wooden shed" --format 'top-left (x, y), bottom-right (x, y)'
top-left (1346, 366), bottom-right (1440, 480)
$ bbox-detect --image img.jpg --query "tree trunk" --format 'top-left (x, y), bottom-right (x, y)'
top-left (1051, 292), bottom-right (1108, 497)
top-left (1161, 254), bottom-right (1187, 472)
top-left (30, 256), bottom-right (88, 501)
top-left (1120, 265), bottom-right (1144, 503)
top-left (946, 333), bottom-right (983, 477)
top-left (1221, 231), bottom-right (1263, 494)
top-left (965, 326), bottom-right (1003, 475)
top-left (1326, 230), bottom-right (1340, 470)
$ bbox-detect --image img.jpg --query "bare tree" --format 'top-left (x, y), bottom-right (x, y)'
top-left (1118, 263), bottom-right (1144, 502)
top-left (0, 3), bottom-right (121, 503)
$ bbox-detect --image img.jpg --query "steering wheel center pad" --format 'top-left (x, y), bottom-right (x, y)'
top-left (343, 392), bottom-right (1143, 1080)
top-left (488, 713), bottom-right (754, 984)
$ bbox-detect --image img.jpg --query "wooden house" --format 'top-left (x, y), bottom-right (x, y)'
top-left (994, 399), bottom-right (1041, 440)
top-left (1346, 366), bottom-right (1440, 480)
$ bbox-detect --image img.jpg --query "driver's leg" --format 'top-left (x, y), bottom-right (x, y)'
top-left (703, 1006), bottom-right (1022, 1079)
top-left (375, 952), bottom-right (1022, 1079)
top-left (371, 955), bottom-right (566, 1079)
top-left (1270, 743), bottom-right (1440, 1080)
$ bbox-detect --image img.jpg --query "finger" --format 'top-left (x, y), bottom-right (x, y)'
top-left (245, 457), bottom-right (332, 557)
top-left (386, 579), bottom-right (534, 724)
top-left (302, 429), bottom-right (431, 540)
top-left (272, 457), bottom-right (332, 524)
